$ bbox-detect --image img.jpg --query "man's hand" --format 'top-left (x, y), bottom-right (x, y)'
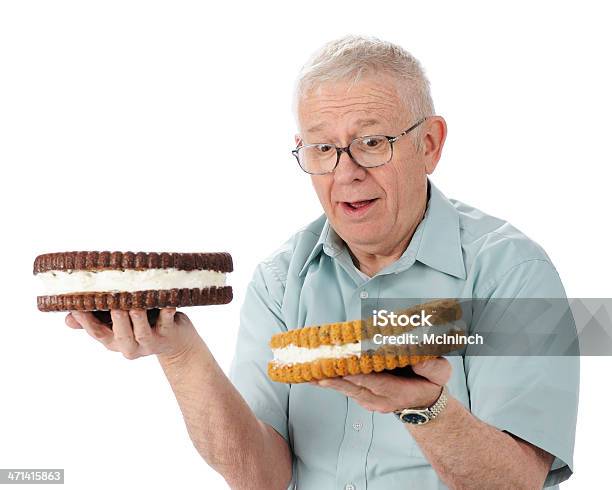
top-left (66, 308), bottom-right (201, 362)
top-left (312, 357), bottom-right (451, 412)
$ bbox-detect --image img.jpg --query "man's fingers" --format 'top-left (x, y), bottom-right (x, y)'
top-left (65, 313), bottom-right (83, 329)
top-left (110, 310), bottom-right (139, 358)
top-left (129, 309), bottom-right (155, 348)
top-left (342, 373), bottom-right (402, 396)
top-left (318, 378), bottom-right (383, 410)
top-left (319, 378), bottom-right (367, 397)
top-left (411, 357), bottom-right (452, 386)
top-left (157, 307), bottom-right (177, 332)
top-left (71, 311), bottom-right (114, 346)
top-left (70, 311), bottom-right (108, 331)
top-left (343, 372), bottom-right (425, 400)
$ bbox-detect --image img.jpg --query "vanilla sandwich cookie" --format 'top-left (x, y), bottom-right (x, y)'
top-left (268, 299), bottom-right (466, 384)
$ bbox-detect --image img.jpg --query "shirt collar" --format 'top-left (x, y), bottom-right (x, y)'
top-left (298, 219), bottom-right (340, 277)
top-left (415, 180), bottom-right (466, 279)
top-left (298, 179), bottom-right (466, 280)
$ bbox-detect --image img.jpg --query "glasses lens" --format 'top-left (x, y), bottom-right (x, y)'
top-left (350, 136), bottom-right (392, 167)
top-left (297, 144), bottom-right (337, 174)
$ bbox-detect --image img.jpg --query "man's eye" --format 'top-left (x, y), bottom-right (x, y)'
top-left (364, 138), bottom-right (381, 147)
top-left (317, 145), bottom-right (334, 153)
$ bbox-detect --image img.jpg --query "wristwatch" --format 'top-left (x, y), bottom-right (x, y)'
top-left (393, 386), bottom-right (448, 425)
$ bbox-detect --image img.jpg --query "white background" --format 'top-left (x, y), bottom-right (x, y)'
top-left (1, 1), bottom-right (610, 488)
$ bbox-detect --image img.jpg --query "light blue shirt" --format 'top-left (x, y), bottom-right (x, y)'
top-left (229, 179), bottom-right (578, 489)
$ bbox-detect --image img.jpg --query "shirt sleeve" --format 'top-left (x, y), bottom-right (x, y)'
top-left (228, 261), bottom-right (291, 442)
top-left (464, 259), bottom-right (579, 488)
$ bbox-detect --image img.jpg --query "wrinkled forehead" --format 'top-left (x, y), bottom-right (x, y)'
top-left (297, 75), bottom-right (409, 138)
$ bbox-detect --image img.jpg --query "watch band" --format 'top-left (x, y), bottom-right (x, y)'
top-left (394, 385), bottom-right (448, 425)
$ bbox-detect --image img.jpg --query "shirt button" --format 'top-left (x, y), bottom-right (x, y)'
top-left (359, 291), bottom-right (368, 299)
top-left (344, 484), bottom-right (356, 490)
top-left (352, 422), bottom-right (363, 431)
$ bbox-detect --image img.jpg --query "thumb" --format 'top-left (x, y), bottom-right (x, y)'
top-left (156, 307), bottom-right (177, 330)
top-left (411, 357), bottom-right (452, 386)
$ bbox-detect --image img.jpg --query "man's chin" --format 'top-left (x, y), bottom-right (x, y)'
top-left (334, 221), bottom-right (386, 249)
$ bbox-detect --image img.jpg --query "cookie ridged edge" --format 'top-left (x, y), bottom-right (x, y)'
top-left (33, 252), bottom-right (233, 274)
top-left (267, 352), bottom-right (436, 384)
top-left (37, 286), bottom-right (233, 312)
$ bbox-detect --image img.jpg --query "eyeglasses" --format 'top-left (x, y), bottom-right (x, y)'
top-left (292, 117), bottom-right (428, 175)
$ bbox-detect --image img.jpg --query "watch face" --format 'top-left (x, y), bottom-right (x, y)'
top-left (400, 412), bottom-right (429, 424)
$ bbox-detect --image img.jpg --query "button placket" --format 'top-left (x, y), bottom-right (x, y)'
top-left (335, 398), bottom-right (373, 490)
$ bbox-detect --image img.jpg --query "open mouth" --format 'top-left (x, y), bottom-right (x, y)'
top-left (340, 198), bottom-right (378, 216)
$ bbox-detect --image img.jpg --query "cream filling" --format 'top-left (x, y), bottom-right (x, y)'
top-left (271, 342), bottom-right (362, 366)
top-left (36, 268), bottom-right (227, 295)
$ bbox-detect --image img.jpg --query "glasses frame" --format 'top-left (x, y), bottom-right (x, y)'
top-left (292, 117), bottom-right (428, 175)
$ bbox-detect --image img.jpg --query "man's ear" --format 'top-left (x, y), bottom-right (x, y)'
top-left (423, 116), bottom-right (447, 175)
top-left (294, 134), bottom-right (302, 147)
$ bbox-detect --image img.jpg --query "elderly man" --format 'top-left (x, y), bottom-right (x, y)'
top-left (67, 35), bottom-right (578, 489)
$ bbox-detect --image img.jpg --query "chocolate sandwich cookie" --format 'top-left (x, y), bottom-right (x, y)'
top-left (34, 251), bottom-right (233, 312)
top-left (267, 299), bottom-right (466, 384)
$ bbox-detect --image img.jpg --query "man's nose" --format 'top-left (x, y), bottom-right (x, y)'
top-left (333, 148), bottom-right (366, 184)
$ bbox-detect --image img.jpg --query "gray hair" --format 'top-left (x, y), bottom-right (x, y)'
top-left (292, 34), bottom-right (435, 147)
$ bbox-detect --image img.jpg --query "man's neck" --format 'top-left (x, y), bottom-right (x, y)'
top-left (347, 239), bottom-right (410, 278)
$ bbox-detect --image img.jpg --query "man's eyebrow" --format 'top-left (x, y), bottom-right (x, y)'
top-left (306, 118), bottom-right (384, 134)
top-left (354, 118), bottom-right (384, 129)
top-left (306, 122), bottom-right (327, 133)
